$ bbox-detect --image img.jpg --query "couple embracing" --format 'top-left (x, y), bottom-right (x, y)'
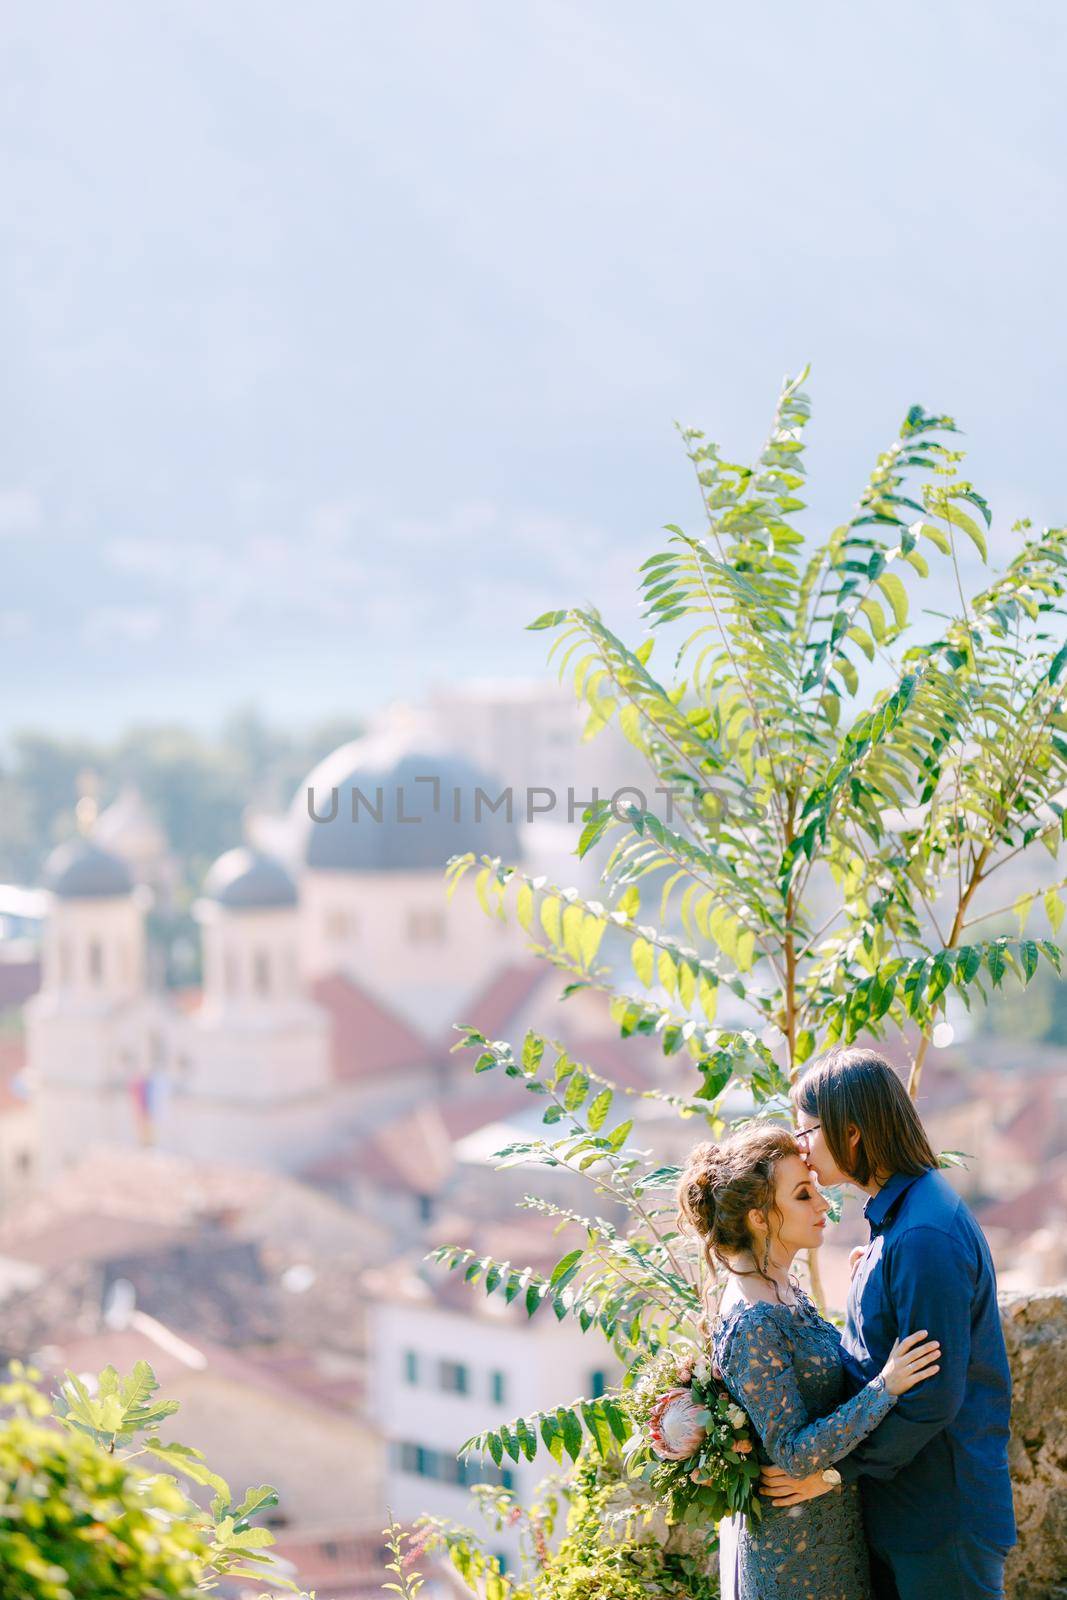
top-left (676, 1045), bottom-right (1015, 1600)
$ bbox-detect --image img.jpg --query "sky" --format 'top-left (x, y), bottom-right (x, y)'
top-left (2, 0), bottom-right (1065, 741)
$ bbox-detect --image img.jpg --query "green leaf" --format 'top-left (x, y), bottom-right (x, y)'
top-left (516, 880), bottom-right (535, 931)
top-left (587, 1088), bottom-right (613, 1131)
top-left (1020, 939), bottom-right (1040, 984)
top-left (944, 503), bottom-right (988, 561)
top-left (522, 1031), bottom-right (545, 1073)
top-left (558, 1407), bottom-right (584, 1462)
top-left (876, 571), bottom-right (908, 629)
top-left (549, 1250), bottom-right (584, 1291)
top-left (564, 1070), bottom-right (590, 1112)
top-left (144, 1438), bottom-right (230, 1500)
top-left (606, 1118), bottom-right (633, 1151)
top-left (540, 895), bottom-right (563, 946)
top-left (631, 936), bottom-right (655, 986)
top-left (541, 1414), bottom-right (564, 1463)
top-left (230, 1484), bottom-right (279, 1528)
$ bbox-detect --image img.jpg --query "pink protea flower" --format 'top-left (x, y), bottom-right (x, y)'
top-left (647, 1386), bottom-right (707, 1460)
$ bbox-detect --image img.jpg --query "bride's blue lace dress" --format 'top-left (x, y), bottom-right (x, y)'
top-left (712, 1288), bottom-right (896, 1600)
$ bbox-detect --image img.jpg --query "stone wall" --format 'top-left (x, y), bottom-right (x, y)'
top-left (1003, 1288), bottom-right (1067, 1600)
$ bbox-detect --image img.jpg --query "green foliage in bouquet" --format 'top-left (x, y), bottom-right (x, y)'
top-left (621, 1343), bottom-right (761, 1529)
top-left (0, 1360), bottom-right (296, 1599)
top-left (416, 372), bottom-right (1067, 1592)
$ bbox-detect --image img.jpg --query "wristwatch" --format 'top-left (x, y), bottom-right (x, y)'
top-left (821, 1467), bottom-right (842, 1487)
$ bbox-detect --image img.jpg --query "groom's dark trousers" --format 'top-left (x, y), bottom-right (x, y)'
top-left (868, 1533), bottom-right (1009, 1600)
top-left (835, 1168), bottom-right (1015, 1600)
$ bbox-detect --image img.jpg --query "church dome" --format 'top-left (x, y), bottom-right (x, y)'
top-left (203, 847), bottom-right (298, 910)
top-left (44, 838), bottom-right (134, 900)
top-left (292, 731), bottom-right (521, 873)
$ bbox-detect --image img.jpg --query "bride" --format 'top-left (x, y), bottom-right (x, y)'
top-left (676, 1125), bottom-right (939, 1600)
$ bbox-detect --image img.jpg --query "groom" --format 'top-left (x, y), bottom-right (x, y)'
top-left (762, 1045), bottom-right (1015, 1600)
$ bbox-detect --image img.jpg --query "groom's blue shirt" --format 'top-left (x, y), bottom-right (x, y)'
top-left (836, 1167), bottom-right (1016, 1554)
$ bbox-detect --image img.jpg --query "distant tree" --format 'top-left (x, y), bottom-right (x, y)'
top-left (0, 711), bottom-right (365, 889)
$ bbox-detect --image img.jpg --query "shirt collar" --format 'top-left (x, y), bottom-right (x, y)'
top-left (864, 1170), bottom-right (924, 1232)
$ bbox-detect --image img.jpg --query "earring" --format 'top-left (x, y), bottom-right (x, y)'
top-left (760, 1238), bottom-right (771, 1274)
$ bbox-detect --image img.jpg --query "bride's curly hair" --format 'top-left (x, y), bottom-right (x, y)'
top-left (676, 1124), bottom-right (802, 1319)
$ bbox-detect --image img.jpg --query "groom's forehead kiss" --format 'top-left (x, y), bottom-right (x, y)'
top-left (791, 1046), bottom-right (938, 1186)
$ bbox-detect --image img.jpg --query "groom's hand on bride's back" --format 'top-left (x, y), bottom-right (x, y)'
top-left (759, 1465), bottom-right (836, 1504)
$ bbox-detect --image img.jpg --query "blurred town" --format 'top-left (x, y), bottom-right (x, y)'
top-left (0, 678), bottom-right (1064, 1598)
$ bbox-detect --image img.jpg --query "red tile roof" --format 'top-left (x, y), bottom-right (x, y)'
top-left (311, 972), bottom-right (433, 1081)
top-left (997, 1077), bottom-right (1067, 1165)
top-left (32, 1318), bottom-right (360, 1418)
top-left (302, 1083), bottom-right (529, 1191)
top-left (977, 1158), bottom-right (1067, 1234)
top-left (448, 960), bottom-right (547, 1042)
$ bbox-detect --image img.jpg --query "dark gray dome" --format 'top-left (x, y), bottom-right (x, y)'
top-left (45, 838), bottom-right (134, 900)
top-left (294, 736), bottom-right (521, 873)
top-left (203, 847), bottom-right (298, 910)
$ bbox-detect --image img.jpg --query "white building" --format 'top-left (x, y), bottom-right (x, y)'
top-left (23, 724), bottom-right (534, 1182)
top-left (364, 1232), bottom-right (623, 1570)
top-left (21, 678), bottom-right (671, 1201)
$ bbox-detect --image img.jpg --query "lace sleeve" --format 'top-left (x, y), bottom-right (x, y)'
top-left (718, 1306), bottom-right (897, 1477)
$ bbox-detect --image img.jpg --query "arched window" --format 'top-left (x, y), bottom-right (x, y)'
top-left (87, 939), bottom-right (104, 986)
top-left (252, 949), bottom-right (271, 997)
top-left (57, 939), bottom-right (72, 986)
top-left (325, 907), bottom-right (355, 942)
top-left (407, 907), bottom-right (446, 944)
top-left (223, 948), bottom-right (239, 997)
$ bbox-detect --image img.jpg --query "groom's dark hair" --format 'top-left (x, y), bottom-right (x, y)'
top-left (793, 1046), bottom-right (937, 1185)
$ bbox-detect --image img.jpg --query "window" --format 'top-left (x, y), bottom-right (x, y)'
top-left (223, 949), bottom-right (239, 996)
top-left (393, 1441), bottom-right (512, 1490)
top-left (416, 1193), bottom-right (434, 1223)
top-left (252, 949), bottom-right (271, 997)
top-left (439, 1359), bottom-right (469, 1395)
top-left (87, 939), bottom-right (104, 986)
top-left (407, 907), bottom-right (446, 944)
top-left (490, 1370), bottom-right (507, 1405)
top-left (588, 1369), bottom-right (607, 1399)
top-left (403, 1350), bottom-right (419, 1385)
top-left (325, 908), bottom-right (356, 942)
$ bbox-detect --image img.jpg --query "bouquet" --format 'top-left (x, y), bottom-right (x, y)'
top-left (621, 1341), bottom-right (762, 1534)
